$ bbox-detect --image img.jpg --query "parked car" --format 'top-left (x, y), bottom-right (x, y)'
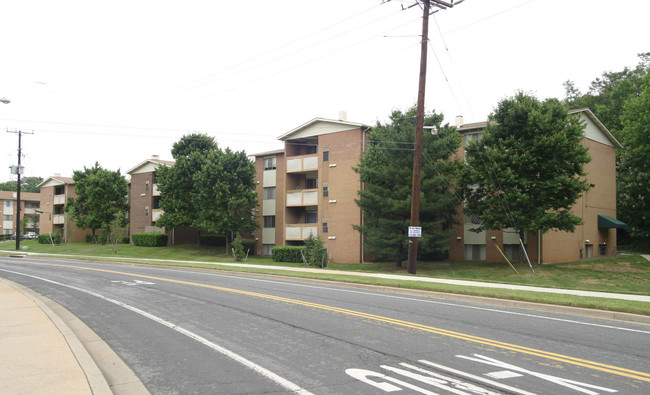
top-left (23, 232), bottom-right (38, 240)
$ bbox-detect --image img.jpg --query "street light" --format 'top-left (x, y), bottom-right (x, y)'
top-left (0, 97), bottom-right (10, 104)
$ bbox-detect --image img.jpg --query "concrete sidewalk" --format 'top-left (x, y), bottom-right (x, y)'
top-left (0, 277), bottom-right (148, 395)
top-left (0, 278), bottom-right (110, 395)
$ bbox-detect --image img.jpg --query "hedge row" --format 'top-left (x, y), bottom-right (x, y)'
top-left (38, 233), bottom-right (62, 245)
top-left (272, 246), bottom-right (306, 263)
top-left (132, 232), bottom-right (168, 247)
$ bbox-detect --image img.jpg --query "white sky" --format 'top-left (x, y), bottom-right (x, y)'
top-left (1, 0), bottom-right (648, 182)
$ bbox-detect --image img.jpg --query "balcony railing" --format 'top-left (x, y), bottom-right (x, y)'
top-left (285, 224), bottom-right (317, 240)
top-left (153, 184), bottom-right (161, 196)
top-left (286, 189), bottom-right (318, 206)
top-left (53, 215), bottom-right (65, 225)
top-left (286, 154), bottom-right (318, 173)
top-left (53, 195), bottom-right (66, 205)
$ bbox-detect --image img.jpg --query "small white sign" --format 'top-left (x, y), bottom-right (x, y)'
top-left (408, 226), bottom-right (422, 238)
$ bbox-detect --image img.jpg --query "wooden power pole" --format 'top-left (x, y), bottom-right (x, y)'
top-left (407, 0), bottom-right (462, 274)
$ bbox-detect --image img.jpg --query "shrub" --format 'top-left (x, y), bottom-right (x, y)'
top-left (304, 234), bottom-right (328, 268)
top-left (132, 232), bottom-right (168, 247)
top-left (232, 234), bottom-right (245, 261)
top-left (242, 238), bottom-right (256, 256)
top-left (272, 246), bottom-right (306, 263)
top-left (86, 233), bottom-right (108, 244)
top-left (38, 232), bottom-right (62, 245)
top-left (200, 234), bottom-right (227, 246)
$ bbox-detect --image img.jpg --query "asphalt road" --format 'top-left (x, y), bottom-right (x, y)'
top-left (1, 256), bottom-right (649, 394)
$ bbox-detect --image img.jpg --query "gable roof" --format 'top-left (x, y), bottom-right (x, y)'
top-left (37, 176), bottom-right (75, 189)
top-left (456, 108), bottom-right (623, 149)
top-left (127, 158), bottom-right (175, 175)
top-left (568, 108), bottom-right (623, 148)
top-left (277, 118), bottom-right (370, 141)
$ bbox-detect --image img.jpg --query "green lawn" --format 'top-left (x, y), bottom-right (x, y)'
top-left (2, 240), bottom-right (649, 315)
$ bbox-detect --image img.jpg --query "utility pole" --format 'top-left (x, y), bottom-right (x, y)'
top-left (407, 0), bottom-right (462, 274)
top-left (8, 129), bottom-right (34, 251)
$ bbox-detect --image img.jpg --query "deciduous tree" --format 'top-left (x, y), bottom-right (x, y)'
top-left (464, 92), bottom-right (590, 241)
top-left (65, 163), bottom-right (129, 240)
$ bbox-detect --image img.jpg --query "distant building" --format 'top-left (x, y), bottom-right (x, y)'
top-left (449, 108), bottom-right (625, 263)
top-left (252, 117), bottom-right (371, 263)
top-left (37, 176), bottom-right (91, 242)
top-left (0, 190), bottom-right (40, 235)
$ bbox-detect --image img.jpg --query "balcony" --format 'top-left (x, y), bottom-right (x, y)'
top-left (53, 195), bottom-right (66, 205)
top-left (286, 189), bottom-right (318, 206)
top-left (152, 209), bottom-right (163, 221)
top-left (153, 184), bottom-right (161, 196)
top-left (24, 208), bottom-right (36, 215)
top-left (53, 215), bottom-right (65, 225)
top-left (285, 224), bottom-right (317, 240)
top-left (286, 154), bottom-right (318, 173)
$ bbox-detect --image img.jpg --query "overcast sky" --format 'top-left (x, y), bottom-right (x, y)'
top-left (1, 0), bottom-right (648, 182)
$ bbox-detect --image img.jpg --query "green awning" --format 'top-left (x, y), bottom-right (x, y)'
top-left (598, 215), bottom-right (627, 229)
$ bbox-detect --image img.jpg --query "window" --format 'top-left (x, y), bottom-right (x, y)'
top-left (464, 244), bottom-right (486, 261)
top-left (306, 178), bottom-right (318, 189)
top-left (145, 206), bottom-right (150, 217)
top-left (3, 215), bottom-right (13, 221)
top-left (323, 149), bottom-right (329, 162)
top-left (55, 186), bottom-right (64, 195)
top-left (263, 244), bottom-right (275, 256)
top-left (263, 157), bottom-right (276, 171)
top-left (463, 132), bottom-right (482, 147)
top-left (322, 184), bottom-right (329, 197)
top-left (305, 211), bottom-right (317, 224)
top-left (504, 244), bottom-right (522, 262)
top-left (263, 187), bottom-right (276, 200)
top-left (322, 219), bottom-right (328, 233)
top-left (263, 215), bottom-right (275, 228)
top-left (4, 200), bottom-right (13, 208)
top-left (153, 197), bottom-right (161, 209)
top-left (145, 180), bottom-right (150, 191)
top-left (26, 202), bottom-right (38, 208)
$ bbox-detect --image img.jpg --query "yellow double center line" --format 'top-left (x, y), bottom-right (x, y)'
top-left (26, 261), bottom-right (650, 383)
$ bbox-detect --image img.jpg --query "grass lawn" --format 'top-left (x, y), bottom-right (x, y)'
top-left (2, 240), bottom-right (649, 315)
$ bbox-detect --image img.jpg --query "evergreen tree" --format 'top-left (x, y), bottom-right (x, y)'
top-left (354, 107), bottom-right (462, 266)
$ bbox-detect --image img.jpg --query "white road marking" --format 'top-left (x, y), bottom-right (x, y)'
top-left (0, 268), bottom-right (314, 395)
top-left (456, 354), bottom-right (618, 395)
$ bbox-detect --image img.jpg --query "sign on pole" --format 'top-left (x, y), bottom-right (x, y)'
top-left (408, 226), bottom-right (422, 238)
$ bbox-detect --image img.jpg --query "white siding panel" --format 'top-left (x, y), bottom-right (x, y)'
top-left (263, 170), bottom-right (276, 186)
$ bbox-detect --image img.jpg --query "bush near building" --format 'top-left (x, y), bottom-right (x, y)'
top-left (132, 232), bottom-right (168, 247)
top-left (38, 232), bottom-right (62, 245)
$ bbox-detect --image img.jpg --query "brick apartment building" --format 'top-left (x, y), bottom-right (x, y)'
top-left (126, 156), bottom-right (199, 244)
top-left (252, 117), bottom-right (371, 263)
top-left (449, 108), bottom-right (625, 263)
top-left (253, 109), bottom-right (624, 264)
top-left (37, 176), bottom-right (91, 242)
top-left (0, 190), bottom-right (40, 236)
